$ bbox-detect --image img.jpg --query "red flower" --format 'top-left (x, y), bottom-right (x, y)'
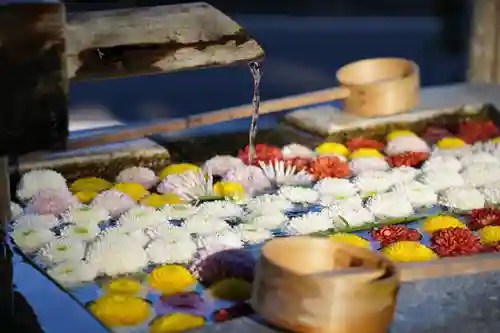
top-left (387, 152), bottom-right (428, 168)
top-left (238, 144), bottom-right (282, 166)
top-left (466, 208), bottom-right (500, 230)
top-left (308, 156), bottom-right (350, 180)
top-left (431, 227), bottom-right (482, 257)
top-left (284, 157), bottom-right (312, 172)
top-left (422, 127), bottom-right (453, 144)
top-left (457, 120), bottom-right (500, 143)
top-left (370, 225), bottom-right (422, 247)
top-left (345, 137), bottom-right (385, 151)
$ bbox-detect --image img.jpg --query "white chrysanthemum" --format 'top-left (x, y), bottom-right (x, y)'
top-left (459, 152), bottom-right (500, 167)
top-left (38, 238), bottom-right (86, 265)
top-left (146, 238), bottom-right (197, 264)
top-left (12, 213), bottom-right (59, 230)
top-left (157, 171), bottom-right (213, 201)
top-left (61, 205), bottom-right (109, 226)
top-left (10, 202), bottom-right (23, 220)
top-left (481, 186), bottom-right (500, 205)
top-left (422, 155), bottom-right (462, 173)
top-left (17, 169), bottom-right (68, 200)
top-left (390, 167), bottom-right (419, 184)
top-left (336, 206), bottom-right (375, 228)
top-left (193, 200), bottom-right (245, 219)
top-left (348, 157), bottom-right (390, 176)
top-left (278, 186), bottom-right (319, 204)
top-left (238, 226), bottom-right (273, 244)
top-left (321, 194), bottom-right (364, 210)
top-left (286, 211), bottom-right (332, 234)
top-left (313, 178), bottom-right (358, 198)
top-left (460, 163), bottom-right (500, 187)
top-left (281, 143), bottom-right (316, 159)
top-left (91, 189), bottom-right (135, 218)
top-left (420, 169), bottom-right (464, 192)
top-left (60, 224), bottom-right (101, 242)
top-left (223, 165), bottom-right (272, 195)
top-left (367, 192), bottom-right (414, 220)
top-left (197, 229), bottom-right (244, 250)
top-left (243, 211), bottom-right (288, 229)
top-left (161, 204), bottom-right (197, 220)
top-left (10, 226), bottom-right (56, 252)
top-left (259, 160), bottom-right (313, 187)
top-left (353, 171), bottom-right (395, 196)
top-left (86, 236), bottom-right (149, 276)
top-left (118, 206), bottom-right (165, 230)
top-left (183, 215), bottom-right (229, 234)
top-left (98, 227), bottom-right (150, 247)
top-left (385, 135), bottom-right (430, 156)
top-left (431, 145), bottom-right (473, 158)
top-left (116, 167), bottom-right (158, 189)
top-left (47, 261), bottom-right (98, 287)
top-left (439, 186), bottom-right (485, 211)
top-left (245, 194), bottom-right (293, 213)
top-left (150, 223), bottom-right (192, 242)
top-left (391, 181), bottom-right (438, 208)
top-left (202, 155), bottom-right (244, 176)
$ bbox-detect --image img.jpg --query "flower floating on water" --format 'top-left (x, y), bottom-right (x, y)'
top-left (116, 167), bottom-right (158, 189)
top-left (345, 138), bottom-right (385, 152)
top-left (162, 193), bottom-right (185, 205)
top-left (380, 241), bottom-right (438, 262)
top-left (203, 155), bottom-right (244, 177)
top-left (385, 135), bottom-right (430, 156)
top-left (243, 211), bottom-right (288, 230)
top-left (431, 227), bottom-right (482, 257)
top-left (422, 155), bottom-right (462, 173)
top-left (149, 313), bottom-right (205, 333)
top-left (259, 160), bottom-right (313, 187)
top-left (10, 202), bottom-right (23, 220)
top-left (436, 137), bottom-right (467, 150)
top-left (156, 292), bottom-right (208, 317)
top-left (89, 295), bottom-right (151, 327)
top-left (478, 225), bottom-right (500, 245)
top-left (366, 192), bottom-right (414, 219)
top-left (387, 152), bottom-right (429, 168)
top-left (195, 200), bottom-right (245, 220)
top-left (26, 188), bottom-right (78, 216)
top-left (38, 238), bottom-right (86, 265)
top-left (386, 130), bottom-right (416, 142)
top-left (113, 182), bottom-right (149, 201)
top-left (238, 144), bottom-right (283, 166)
top-left (197, 229), bottom-right (244, 251)
top-left (74, 190), bottom-right (98, 204)
top-left (61, 205), bottom-right (109, 226)
top-left (349, 148), bottom-right (385, 160)
top-left (103, 278), bottom-right (144, 296)
top-left (47, 261), bottom-right (98, 287)
top-left (457, 120), bottom-right (500, 143)
top-left (284, 157), bottom-right (312, 172)
top-left (10, 226), bottom-right (56, 252)
top-left (439, 186), bottom-right (485, 211)
top-left (224, 165), bottom-right (272, 195)
top-left (287, 211), bottom-right (332, 234)
top-left (213, 181), bottom-right (246, 200)
top-left (370, 225), bottom-right (422, 247)
top-left (140, 193), bottom-right (168, 208)
top-left (420, 169), bottom-right (464, 192)
top-left (421, 216), bottom-right (466, 234)
top-left (422, 126), bottom-right (453, 144)
top-left (158, 170), bottom-right (214, 202)
top-left (389, 166), bottom-right (419, 184)
top-left (118, 206), bottom-right (165, 229)
top-left (348, 156), bottom-right (390, 175)
top-left (238, 226), bottom-right (273, 244)
top-left (17, 169), bottom-right (68, 200)
top-left (244, 194), bottom-right (293, 213)
top-left (70, 177), bottom-right (112, 194)
top-left (391, 181), bottom-right (438, 208)
top-left (12, 213), bottom-right (59, 229)
top-left (149, 265), bottom-right (197, 296)
top-left (278, 186), bottom-right (319, 204)
top-left (91, 189), bottom-right (135, 218)
top-left (162, 204), bottom-right (197, 220)
top-left (314, 142), bottom-right (349, 160)
top-left (461, 163), bottom-right (500, 187)
top-left (313, 177), bottom-right (358, 198)
top-left (328, 233), bottom-right (371, 249)
top-left (61, 224), bottom-right (100, 242)
top-left (159, 163), bottom-right (201, 180)
top-left (146, 238), bottom-right (197, 265)
top-left (353, 170), bottom-right (394, 196)
top-left (467, 208), bottom-right (500, 230)
top-left (207, 278), bottom-right (253, 301)
top-left (309, 156), bottom-right (350, 180)
top-left (281, 143), bottom-right (316, 159)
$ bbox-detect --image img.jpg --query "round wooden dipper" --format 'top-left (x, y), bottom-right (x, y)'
top-left (251, 236), bottom-right (399, 333)
top-left (331, 58), bottom-right (419, 117)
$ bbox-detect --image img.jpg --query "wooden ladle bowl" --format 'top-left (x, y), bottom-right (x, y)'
top-left (332, 57), bottom-right (419, 117)
top-left (251, 236), bottom-right (399, 333)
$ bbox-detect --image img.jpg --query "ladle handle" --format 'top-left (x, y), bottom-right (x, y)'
top-left (398, 253), bottom-right (500, 282)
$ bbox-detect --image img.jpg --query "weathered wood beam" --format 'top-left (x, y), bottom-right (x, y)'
top-left (66, 2), bottom-right (265, 81)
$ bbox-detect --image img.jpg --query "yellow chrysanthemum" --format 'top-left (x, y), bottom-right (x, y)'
top-left (89, 295), bottom-right (150, 327)
top-left (328, 233), bottom-right (371, 249)
top-left (386, 130), bottom-right (416, 142)
top-left (140, 194), bottom-right (167, 208)
top-left (103, 278), bottom-right (142, 296)
top-left (490, 137), bottom-right (500, 143)
top-left (213, 181), bottom-right (246, 200)
top-left (113, 182), bottom-right (149, 201)
top-left (158, 163), bottom-right (201, 180)
top-left (421, 215), bottom-right (466, 234)
top-left (162, 193), bottom-right (184, 205)
top-left (70, 177), bottom-right (112, 193)
top-left (207, 278), bottom-right (252, 301)
top-left (75, 190), bottom-right (98, 204)
top-left (349, 148), bottom-right (385, 160)
top-left (380, 241), bottom-right (438, 262)
top-left (150, 313), bottom-right (205, 333)
top-left (436, 137), bottom-right (466, 150)
top-left (478, 225), bottom-right (500, 245)
top-left (315, 142), bottom-right (349, 157)
top-left (148, 265), bottom-right (197, 296)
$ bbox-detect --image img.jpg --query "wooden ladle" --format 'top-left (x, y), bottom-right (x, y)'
top-left (252, 236), bottom-right (500, 333)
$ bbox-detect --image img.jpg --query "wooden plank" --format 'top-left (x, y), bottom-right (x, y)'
top-left (0, 1), bottom-right (68, 156)
top-left (65, 2), bottom-right (265, 80)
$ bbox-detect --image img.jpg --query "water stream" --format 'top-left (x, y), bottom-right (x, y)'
top-left (247, 61), bottom-right (263, 163)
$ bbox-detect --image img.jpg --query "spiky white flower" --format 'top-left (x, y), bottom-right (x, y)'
top-left (481, 186), bottom-right (500, 205)
top-left (193, 201), bottom-right (245, 219)
top-left (149, 223), bottom-right (192, 242)
top-left (313, 178), bottom-right (358, 198)
top-left (183, 215), bottom-right (229, 235)
top-left (321, 194), bottom-right (363, 209)
top-left (60, 224), bottom-right (101, 242)
top-left (440, 186), bottom-right (485, 211)
top-left (420, 169), bottom-right (464, 192)
top-left (422, 155), bottom-right (462, 173)
top-left (278, 186), bottom-right (319, 204)
top-left (391, 181), bottom-right (437, 208)
top-left (38, 238), bottom-right (86, 265)
top-left (10, 202), bottom-right (23, 220)
top-left (349, 157), bottom-right (390, 176)
top-left (161, 204), bottom-right (197, 220)
top-left (91, 190), bottom-right (135, 218)
top-left (243, 211), bottom-right (288, 230)
top-left (12, 213), bottom-right (59, 230)
top-left (286, 211), bottom-right (332, 234)
top-left (385, 135), bottom-right (430, 156)
top-left (245, 194), bottom-right (293, 213)
top-left (390, 167), bottom-right (420, 184)
top-left (17, 169), bottom-right (68, 201)
top-left (259, 160), bottom-right (313, 186)
top-left (47, 261), bottom-right (98, 287)
top-left (460, 163), bottom-right (500, 187)
top-left (353, 171), bottom-right (395, 196)
top-left (203, 155), bottom-right (244, 176)
top-left (431, 145), bottom-right (473, 159)
top-left (329, 204), bottom-right (375, 228)
top-left (459, 152), bottom-right (500, 167)
top-left (61, 205), bottom-right (109, 226)
top-left (10, 226), bottom-right (56, 252)
top-left (117, 206), bottom-right (166, 230)
top-left (224, 165), bottom-right (272, 195)
top-left (116, 166), bottom-right (158, 189)
top-left (97, 226), bottom-right (150, 247)
top-left (238, 226), bottom-right (273, 244)
top-left (281, 143), bottom-right (316, 159)
top-left (197, 229), bottom-right (244, 250)
top-left (157, 170), bottom-right (214, 201)
top-left (367, 192), bottom-right (414, 220)
top-left (146, 238), bottom-right (197, 265)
